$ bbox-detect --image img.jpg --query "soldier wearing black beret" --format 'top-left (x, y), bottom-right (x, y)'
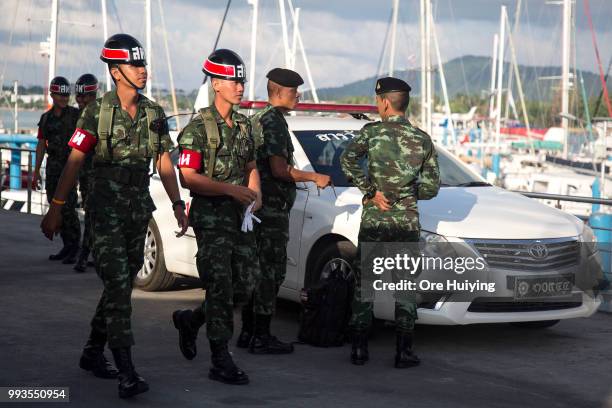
top-left (236, 69), bottom-right (331, 354)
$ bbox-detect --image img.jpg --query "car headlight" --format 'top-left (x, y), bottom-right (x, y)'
top-left (580, 224), bottom-right (598, 254)
top-left (420, 230), bottom-right (448, 244)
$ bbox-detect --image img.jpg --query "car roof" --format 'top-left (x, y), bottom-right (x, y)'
top-left (285, 115), bottom-right (371, 131)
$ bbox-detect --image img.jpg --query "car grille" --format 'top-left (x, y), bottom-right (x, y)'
top-left (467, 238), bottom-right (580, 271)
top-left (467, 297), bottom-right (582, 313)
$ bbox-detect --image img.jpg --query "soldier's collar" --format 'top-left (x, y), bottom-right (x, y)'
top-left (106, 89), bottom-right (145, 107)
top-left (209, 104), bottom-right (245, 125)
top-left (385, 115), bottom-right (408, 123)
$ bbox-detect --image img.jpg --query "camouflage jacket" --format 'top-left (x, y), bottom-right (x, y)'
top-left (251, 104), bottom-right (296, 210)
top-left (177, 104), bottom-right (254, 231)
top-left (340, 115), bottom-right (440, 229)
top-left (73, 90), bottom-right (173, 215)
top-left (37, 106), bottom-right (79, 176)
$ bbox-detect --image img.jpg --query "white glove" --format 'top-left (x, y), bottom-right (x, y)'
top-left (241, 201), bottom-right (262, 233)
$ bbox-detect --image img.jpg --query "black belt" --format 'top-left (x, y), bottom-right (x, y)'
top-left (93, 166), bottom-right (150, 188)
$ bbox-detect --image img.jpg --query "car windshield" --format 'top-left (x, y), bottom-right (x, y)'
top-left (292, 129), bottom-right (484, 187)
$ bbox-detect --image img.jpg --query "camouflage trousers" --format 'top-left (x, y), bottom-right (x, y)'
top-left (252, 206), bottom-right (289, 316)
top-left (349, 224), bottom-right (420, 333)
top-left (89, 209), bottom-right (150, 348)
top-left (78, 172), bottom-right (92, 252)
top-left (46, 174), bottom-right (81, 246)
top-left (191, 228), bottom-right (259, 342)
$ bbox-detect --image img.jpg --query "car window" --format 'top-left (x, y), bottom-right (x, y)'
top-left (293, 129), bottom-right (482, 187)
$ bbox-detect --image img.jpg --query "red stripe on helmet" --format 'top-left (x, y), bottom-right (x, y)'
top-left (50, 84), bottom-right (60, 93)
top-left (101, 47), bottom-right (130, 61)
top-left (83, 84), bottom-right (98, 92)
top-left (203, 59), bottom-right (236, 77)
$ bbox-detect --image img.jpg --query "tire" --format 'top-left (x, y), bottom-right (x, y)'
top-left (134, 218), bottom-right (176, 291)
top-left (307, 240), bottom-right (357, 288)
top-left (510, 320), bottom-right (560, 329)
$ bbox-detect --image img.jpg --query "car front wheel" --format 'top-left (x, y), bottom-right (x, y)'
top-left (134, 218), bottom-right (176, 291)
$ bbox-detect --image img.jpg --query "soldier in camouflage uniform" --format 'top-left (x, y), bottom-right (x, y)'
top-left (33, 76), bottom-right (81, 263)
top-left (171, 49), bottom-right (260, 386)
top-left (41, 34), bottom-right (188, 399)
top-left (340, 77), bottom-right (440, 368)
top-left (236, 68), bottom-right (331, 354)
top-left (73, 73), bottom-right (99, 273)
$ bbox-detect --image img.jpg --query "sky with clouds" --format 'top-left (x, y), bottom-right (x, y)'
top-left (1, 0), bottom-right (611, 99)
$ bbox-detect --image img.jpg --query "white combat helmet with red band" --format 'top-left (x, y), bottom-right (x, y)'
top-left (202, 49), bottom-right (247, 82)
top-left (75, 73), bottom-right (99, 95)
top-left (49, 76), bottom-right (71, 95)
top-left (100, 33), bottom-right (147, 67)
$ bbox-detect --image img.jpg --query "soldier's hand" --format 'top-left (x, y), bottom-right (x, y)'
top-left (174, 208), bottom-right (189, 235)
top-left (314, 173), bottom-right (331, 189)
top-left (253, 193), bottom-right (262, 212)
top-left (371, 191), bottom-right (391, 212)
top-left (230, 185), bottom-right (258, 206)
top-left (40, 206), bottom-right (62, 240)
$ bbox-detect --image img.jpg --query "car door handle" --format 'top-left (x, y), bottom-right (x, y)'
top-left (296, 186), bottom-right (308, 191)
top-left (305, 213), bottom-right (313, 219)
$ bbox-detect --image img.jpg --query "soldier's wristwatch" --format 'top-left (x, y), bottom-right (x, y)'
top-left (172, 199), bottom-right (186, 211)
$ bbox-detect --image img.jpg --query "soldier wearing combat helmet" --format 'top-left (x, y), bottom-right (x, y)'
top-left (73, 73), bottom-right (99, 273)
top-left (41, 33), bottom-right (188, 399)
top-left (33, 76), bottom-right (81, 264)
top-left (341, 77), bottom-right (440, 369)
top-left (171, 49), bottom-right (260, 385)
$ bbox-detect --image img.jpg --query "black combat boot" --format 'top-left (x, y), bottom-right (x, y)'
top-left (172, 309), bottom-right (198, 360)
top-left (394, 332), bottom-right (420, 368)
top-left (49, 245), bottom-right (71, 261)
top-left (79, 330), bottom-right (118, 379)
top-left (208, 340), bottom-right (249, 385)
top-left (73, 247), bottom-right (90, 273)
top-left (236, 303), bottom-right (254, 349)
top-left (249, 314), bottom-right (294, 354)
top-left (110, 347), bottom-right (149, 398)
top-left (350, 330), bottom-right (369, 365)
top-left (62, 244), bottom-right (80, 264)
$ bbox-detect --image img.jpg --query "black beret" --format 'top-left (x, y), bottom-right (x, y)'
top-left (266, 68), bottom-right (304, 88)
top-left (375, 77), bottom-right (412, 95)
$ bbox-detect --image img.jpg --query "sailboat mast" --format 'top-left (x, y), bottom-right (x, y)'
top-left (101, 0), bottom-right (111, 91)
top-left (248, 0), bottom-right (258, 101)
top-left (420, 0), bottom-right (427, 128)
top-left (388, 0), bottom-right (399, 77)
top-left (278, 0), bottom-right (291, 68)
top-left (561, 0), bottom-right (571, 158)
top-left (47, 0), bottom-right (59, 106)
top-left (145, 0), bottom-right (153, 99)
top-left (495, 6), bottom-right (507, 150)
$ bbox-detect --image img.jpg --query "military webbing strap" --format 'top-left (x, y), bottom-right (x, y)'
top-left (199, 109), bottom-right (220, 178)
top-left (145, 107), bottom-right (160, 175)
top-left (97, 92), bottom-right (116, 161)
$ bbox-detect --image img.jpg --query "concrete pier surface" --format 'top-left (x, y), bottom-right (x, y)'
top-left (0, 210), bottom-right (610, 408)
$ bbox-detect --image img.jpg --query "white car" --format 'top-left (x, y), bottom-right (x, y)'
top-left (139, 112), bottom-right (601, 328)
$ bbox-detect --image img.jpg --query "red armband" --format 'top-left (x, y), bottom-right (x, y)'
top-left (37, 128), bottom-right (44, 140)
top-left (68, 128), bottom-right (97, 153)
top-left (178, 149), bottom-right (202, 170)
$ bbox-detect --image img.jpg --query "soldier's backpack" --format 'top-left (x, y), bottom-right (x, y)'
top-left (297, 271), bottom-right (353, 347)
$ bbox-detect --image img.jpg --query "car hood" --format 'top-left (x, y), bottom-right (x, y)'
top-left (335, 186), bottom-right (583, 239)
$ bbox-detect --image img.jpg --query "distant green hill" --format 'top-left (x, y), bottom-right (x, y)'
top-left (315, 55), bottom-right (607, 102)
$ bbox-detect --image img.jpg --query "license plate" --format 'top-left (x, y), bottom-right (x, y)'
top-left (513, 275), bottom-right (574, 300)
